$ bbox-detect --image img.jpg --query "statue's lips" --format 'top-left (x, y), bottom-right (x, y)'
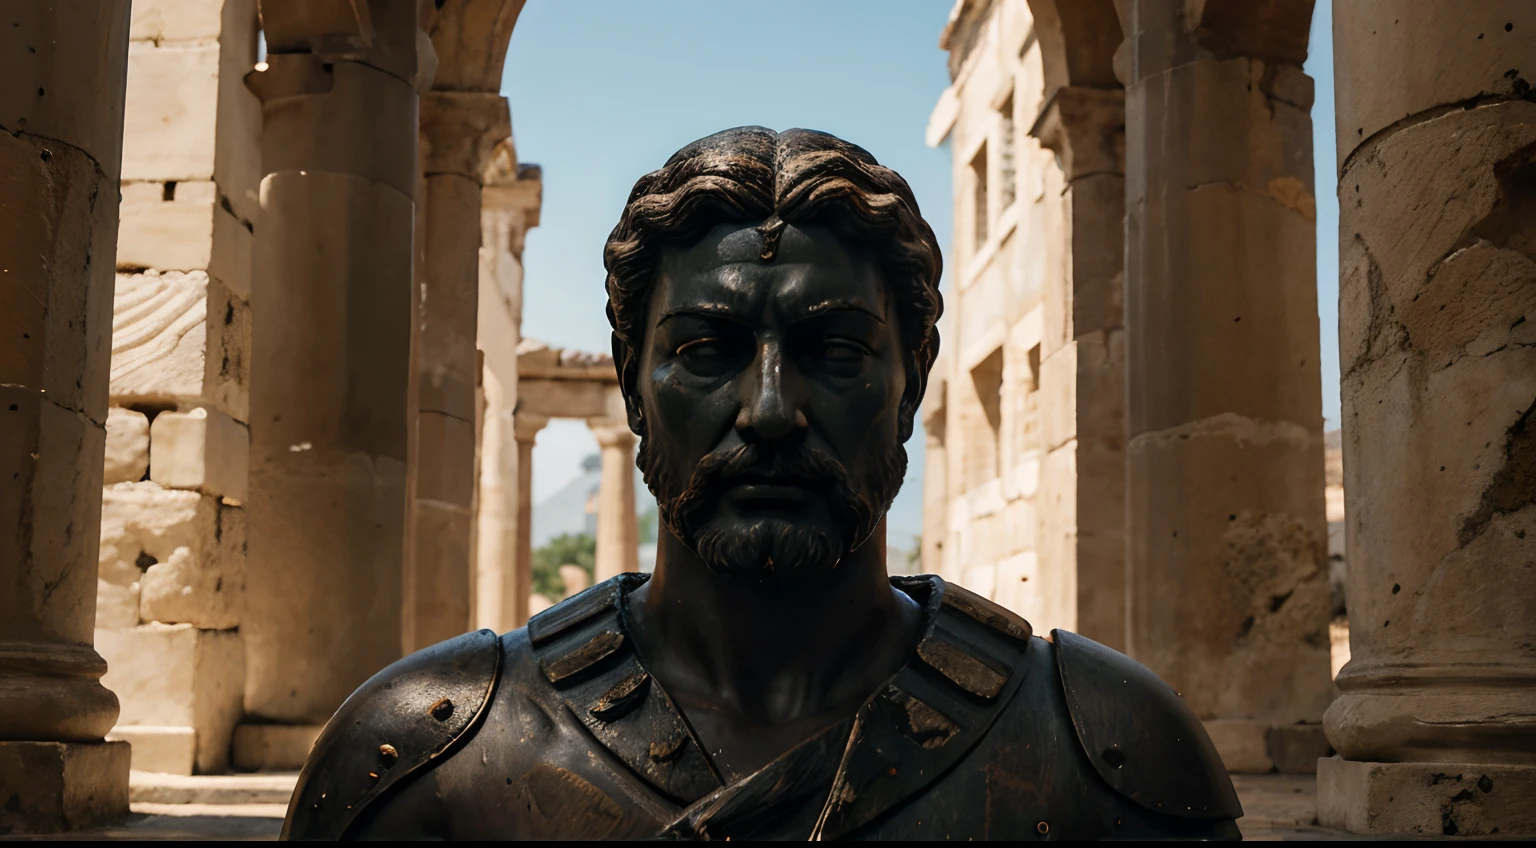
top-left (721, 478), bottom-right (818, 509)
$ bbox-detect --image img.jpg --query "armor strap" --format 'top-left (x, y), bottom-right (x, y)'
top-left (1054, 629), bottom-right (1244, 820)
top-left (811, 577), bottom-right (1036, 841)
top-left (528, 574), bottom-right (724, 806)
top-left (281, 628), bottom-right (503, 840)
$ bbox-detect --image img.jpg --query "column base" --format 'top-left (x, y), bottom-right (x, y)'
top-left (1318, 756), bottom-right (1536, 836)
top-left (1205, 719), bottom-right (1332, 774)
top-left (0, 740), bottom-right (130, 833)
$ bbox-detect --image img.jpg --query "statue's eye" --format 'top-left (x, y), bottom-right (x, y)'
top-left (675, 337), bottom-right (725, 359)
top-left (819, 340), bottom-right (868, 373)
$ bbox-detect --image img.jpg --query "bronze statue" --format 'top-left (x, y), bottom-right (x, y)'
top-left (282, 127), bottom-right (1242, 841)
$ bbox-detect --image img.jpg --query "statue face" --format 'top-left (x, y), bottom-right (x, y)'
top-left (634, 222), bottom-right (910, 583)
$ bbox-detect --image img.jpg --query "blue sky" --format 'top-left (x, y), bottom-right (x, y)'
top-left (501, 0), bottom-right (1341, 548)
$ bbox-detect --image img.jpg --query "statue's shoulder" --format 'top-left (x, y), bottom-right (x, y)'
top-left (1049, 629), bottom-right (1243, 821)
top-left (281, 628), bottom-right (503, 840)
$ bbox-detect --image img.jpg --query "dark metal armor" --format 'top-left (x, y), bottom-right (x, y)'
top-left (282, 575), bottom-right (1243, 841)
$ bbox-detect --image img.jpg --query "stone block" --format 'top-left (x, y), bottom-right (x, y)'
top-left (130, 770), bottom-right (298, 805)
top-left (1264, 723), bottom-right (1332, 774)
top-left (130, 0), bottom-right (226, 43)
top-left (1317, 757), bottom-right (1536, 836)
top-left (2, 387), bottom-right (109, 648)
top-left (1037, 342), bottom-right (1076, 454)
top-left (230, 724), bottom-right (323, 772)
top-left (107, 726), bottom-right (195, 775)
top-left (99, 481), bottom-right (243, 630)
top-left (0, 740), bottom-right (131, 833)
top-left (117, 180), bottom-right (215, 271)
top-left (121, 41), bottom-right (219, 183)
top-left (150, 406), bottom-right (249, 501)
top-left (96, 578), bottom-right (141, 629)
top-left (109, 269), bottom-right (250, 422)
top-left (103, 407), bottom-right (150, 484)
top-left (210, 201), bottom-right (254, 301)
top-left (1205, 718), bottom-right (1273, 775)
top-left (415, 411), bottom-right (476, 508)
top-left (96, 624), bottom-right (244, 774)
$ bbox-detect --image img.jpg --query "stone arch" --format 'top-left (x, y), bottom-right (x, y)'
top-left (428, 0), bottom-right (528, 94)
top-left (1024, 0), bottom-right (1121, 96)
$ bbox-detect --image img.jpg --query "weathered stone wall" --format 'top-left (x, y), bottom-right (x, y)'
top-left (924, 0), bottom-right (1127, 648)
top-left (96, 0), bottom-right (259, 776)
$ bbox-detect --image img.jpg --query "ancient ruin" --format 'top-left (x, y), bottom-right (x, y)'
top-left (0, 0), bottom-right (1530, 838)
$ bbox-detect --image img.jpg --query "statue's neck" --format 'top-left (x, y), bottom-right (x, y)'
top-left (626, 517), bottom-right (922, 728)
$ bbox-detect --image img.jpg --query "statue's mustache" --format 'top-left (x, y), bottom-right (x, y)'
top-left (667, 443), bottom-right (869, 532)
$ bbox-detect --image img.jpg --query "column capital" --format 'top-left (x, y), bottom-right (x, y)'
top-left (1028, 86), bottom-right (1125, 181)
top-left (513, 413), bottom-right (549, 443)
top-left (420, 91), bottom-right (511, 182)
top-left (587, 418), bottom-right (637, 449)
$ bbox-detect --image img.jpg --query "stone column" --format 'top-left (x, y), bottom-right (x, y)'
top-left (590, 419), bottom-right (640, 582)
top-left (406, 92), bottom-right (511, 652)
top-left (1030, 85), bottom-right (1128, 651)
top-left (1118, 0), bottom-right (1333, 773)
top-left (242, 2), bottom-right (425, 734)
top-left (1319, 2), bottom-right (1536, 836)
top-left (0, 2), bottom-right (133, 832)
top-left (510, 414), bottom-right (548, 627)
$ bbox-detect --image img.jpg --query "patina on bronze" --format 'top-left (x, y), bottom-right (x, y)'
top-left (282, 127), bottom-right (1243, 841)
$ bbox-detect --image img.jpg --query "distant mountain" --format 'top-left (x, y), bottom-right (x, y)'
top-left (532, 454), bottom-right (656, 548)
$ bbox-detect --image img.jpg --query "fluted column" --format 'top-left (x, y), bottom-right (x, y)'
top-left (405, 92), bottom-right (511, 652)
top-left (0, 2), bottom-right (133, 832)
top-left (510, 414), bottom-right (548, 627)
top-left (589, 419), bottom-right (639, 582)
top-left (243, 1), bottom-right (426, 724)
top-left (1118, 0), bottom-right (1333, 774)
top-left (1319, 2), bottom-right (1536, 836)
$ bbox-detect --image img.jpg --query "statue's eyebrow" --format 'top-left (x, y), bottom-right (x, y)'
top-left (656, 304), bottom-right (745, 325)
top-left (796, 298), bottom-right (886, 323)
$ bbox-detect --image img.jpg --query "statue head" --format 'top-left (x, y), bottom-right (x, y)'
top-left (605, 127), bottom-right (943, 584)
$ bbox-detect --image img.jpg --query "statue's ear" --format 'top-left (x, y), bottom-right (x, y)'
top-left (612, 332), bottom-right (644, 435)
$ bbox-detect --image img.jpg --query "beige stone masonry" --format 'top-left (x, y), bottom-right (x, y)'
top-left (150, 407), bottom-right (250, 501)
top-left (97, 624), bottom-right (244, 774)
top-left (99, 481), bottom-right (245, 630)
top-left (103, 408), bottom-right (151, 485)
top-left (109, 269), bottom-right (250, 423)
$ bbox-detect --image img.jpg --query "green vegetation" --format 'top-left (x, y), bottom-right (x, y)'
top-left (530, 532), bottom-right (595, 600)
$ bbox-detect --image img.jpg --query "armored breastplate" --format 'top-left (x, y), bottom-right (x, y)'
top-left (283, 575), bottom-right (1242, 841)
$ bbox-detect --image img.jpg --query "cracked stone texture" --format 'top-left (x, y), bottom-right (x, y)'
top-left (1329, 97), bottom-right (1536, 768)
top-left (98, 481), bottom-right (244, 631)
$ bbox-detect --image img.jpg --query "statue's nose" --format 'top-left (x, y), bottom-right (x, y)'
top-left (735, 340), bottom-right (808, 442)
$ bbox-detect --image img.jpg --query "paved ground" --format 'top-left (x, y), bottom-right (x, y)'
top-left (8, 771), bottom-right (1487, 840)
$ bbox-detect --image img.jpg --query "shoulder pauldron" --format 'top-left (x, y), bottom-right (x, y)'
top-left (281, 628), bottom-right (503, 840)
top-left (1053, 629), bottom-right (1243, 820)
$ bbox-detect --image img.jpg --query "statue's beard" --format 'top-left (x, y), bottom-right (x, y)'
top-left (639, 437), bottom-right (907, 584)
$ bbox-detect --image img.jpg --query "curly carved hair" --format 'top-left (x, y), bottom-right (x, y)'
top-left (603, 126), bottom-right (944, 408)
